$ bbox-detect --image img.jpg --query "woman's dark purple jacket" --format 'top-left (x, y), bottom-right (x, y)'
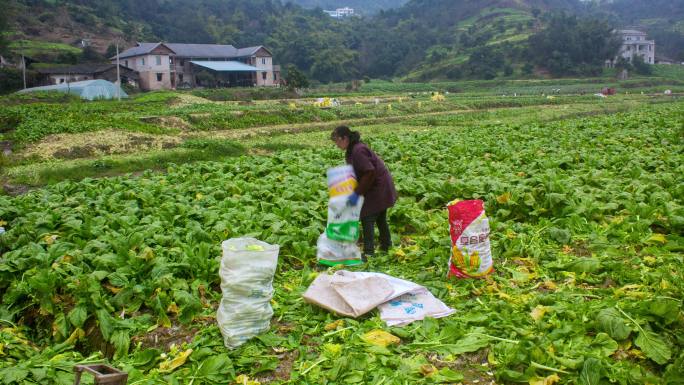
top-left (346, 142), bottom-right (398, 218)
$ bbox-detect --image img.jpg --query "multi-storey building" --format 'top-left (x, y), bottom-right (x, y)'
top-left (113, 42), bottom-right (278, 91)
top-left (614, 29), bottom-right (655, 65)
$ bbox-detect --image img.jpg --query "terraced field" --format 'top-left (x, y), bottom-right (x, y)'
top-left (0, 82), bottom-right (682, 384)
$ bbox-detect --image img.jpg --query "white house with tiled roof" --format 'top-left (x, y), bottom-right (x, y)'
top-left (616, 29), bottom-right (655, 65)
top-left (113, 42), bottom-right (278, 91)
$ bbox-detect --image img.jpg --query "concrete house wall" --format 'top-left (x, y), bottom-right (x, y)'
top-left (618, 30), bottom-right (655, 64)
top-left (254, 48), bottom-right (275, 86)
top-left (115, 43), bottom-right (277, 90)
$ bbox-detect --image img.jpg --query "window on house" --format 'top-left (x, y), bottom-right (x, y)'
top-left (180, 60), bottom-right (185, 66)
top-left (141, 58), bottom-right (145, 66)
top-left (59, 78), bottom-right (64, 83)
top-left (125, 60), bottom-right (128, 67)
top-left (262, 58), bottom-right (266, 65)
top-left (179, 74), bottom-right (183, 82)
top-left (157, 73), bottom-right (163, 82)
top-left (262, 72), bottom-right (267, 80)
top-left (156, 56), bottom-right (162, 65)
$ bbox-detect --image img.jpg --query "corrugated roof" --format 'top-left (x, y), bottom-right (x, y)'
top-left (116, 43), bottom-right (271, 60)
top-left (116, 43), bottom-right (169, 59)
top-left (190, 61), bottom-right (260, 72)
top-left (619, 29), bottom-right (646, 35)
top-left (235, 46), bottom-right (270, 57)
top-left (166, 43), bottom-right (238, 58)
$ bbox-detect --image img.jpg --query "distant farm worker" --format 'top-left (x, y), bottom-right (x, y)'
top-left (331, 126), bottom-right (398, 259)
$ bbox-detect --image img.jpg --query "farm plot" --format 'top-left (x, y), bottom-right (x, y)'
top-left (0, 101), bottom-right (682, 384)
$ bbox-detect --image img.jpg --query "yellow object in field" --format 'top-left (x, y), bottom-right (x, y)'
top-left (314, 97), bottom-right (334, 108)
top-left (431, 93), bottom-right (445, 102)
top-left (362, 330), bottom-right (400, 347)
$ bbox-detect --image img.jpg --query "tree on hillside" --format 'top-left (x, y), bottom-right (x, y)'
top-left (631, 55), bottom-right (653, 75)
top-left (527, 12), bottom-right (620, 76)
top-left (0, 0), bottom-right (9, 55)
top-left (80, 46), bottom-right (106, 62)
top-left (284, 64), bottom-right (309, 90)
top-left (466, 45), bottom-right (504, 80)
top-left (106, 44), bottom-right (118, 59)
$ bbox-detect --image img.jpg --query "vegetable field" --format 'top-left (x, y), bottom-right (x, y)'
top-left (0, 94), bottom-right (683, 384)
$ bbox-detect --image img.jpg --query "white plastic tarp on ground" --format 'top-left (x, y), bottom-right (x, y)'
top-left (303, 270), bottom-right (454, 326)
top-left (17, 79), bottom-right (128, 100)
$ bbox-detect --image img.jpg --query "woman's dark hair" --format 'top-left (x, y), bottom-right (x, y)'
top-left (331, 125), bottom-right (361, 157)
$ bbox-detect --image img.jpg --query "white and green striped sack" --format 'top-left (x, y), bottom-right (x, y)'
top-left (325, 194), bottom-right (364, 242)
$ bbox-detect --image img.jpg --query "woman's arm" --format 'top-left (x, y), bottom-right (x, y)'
top-left (356, 170), bottom-right (376, 195)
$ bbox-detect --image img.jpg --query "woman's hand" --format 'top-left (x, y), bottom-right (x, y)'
top-left (347, 192), bottom-right (360, 206)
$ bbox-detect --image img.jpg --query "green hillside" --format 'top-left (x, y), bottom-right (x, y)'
top-left (2, 0), bottom-right (683, 85)
top-left (402, 7), bottom-right (537, 81)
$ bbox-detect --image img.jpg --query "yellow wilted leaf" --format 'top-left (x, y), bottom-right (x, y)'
top-left (643, 256), bottom-right (656, 265)
top-left (614, 284), bottom-right (642, 297)
top-left (495, 289), bottom-right (513, 300)
top-left (234, 374), bottom-right (261, 385)
top-left (0, 220), bottom-right (6, 226)
top-left (324, 319), bottom-right (344, 331)
top-left (647, 233), bottom-right (666, 243)
top-left (323, 343), bottom-right (342, 357)
top-left (288, 102), bottom-right (297, 109)
top-left (541, 280), bottom-right (558, 291)
top-left (139, 247), bottom-right (155, 261)
top-left (44, 234), bottom-right (58, 245)
top-left (104, 284), bottom-right (122, 294)
top-left (65, 328), bottom-right (85, 344)
top-left (195, 193), bottom-right (203, 200)
top-left (529, 374), bottom-right (560, 385)
top-left (159, 348), bottom-right (193, 373)
top-left (660, 280), bottom-right (671, 290)
top-left (496, 192), bottom-right (511, 204)
top-left (531, 305), bottom-right (551, 321)
top-left (487, 350), bottom-right (498, 365)
top-left (561, 245), bottom-right (573, 254)
top-left (362, 330), bottom-right (400, 347)
top-left (167, 303), bottom-right (180, 315)
top-left (420, 364), bottom-right (437, 377)
top-left (628, 349), bottom-right (646, 359)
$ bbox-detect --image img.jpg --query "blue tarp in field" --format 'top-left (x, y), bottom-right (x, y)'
top-left (18, 79), bottom-right (128, 100)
